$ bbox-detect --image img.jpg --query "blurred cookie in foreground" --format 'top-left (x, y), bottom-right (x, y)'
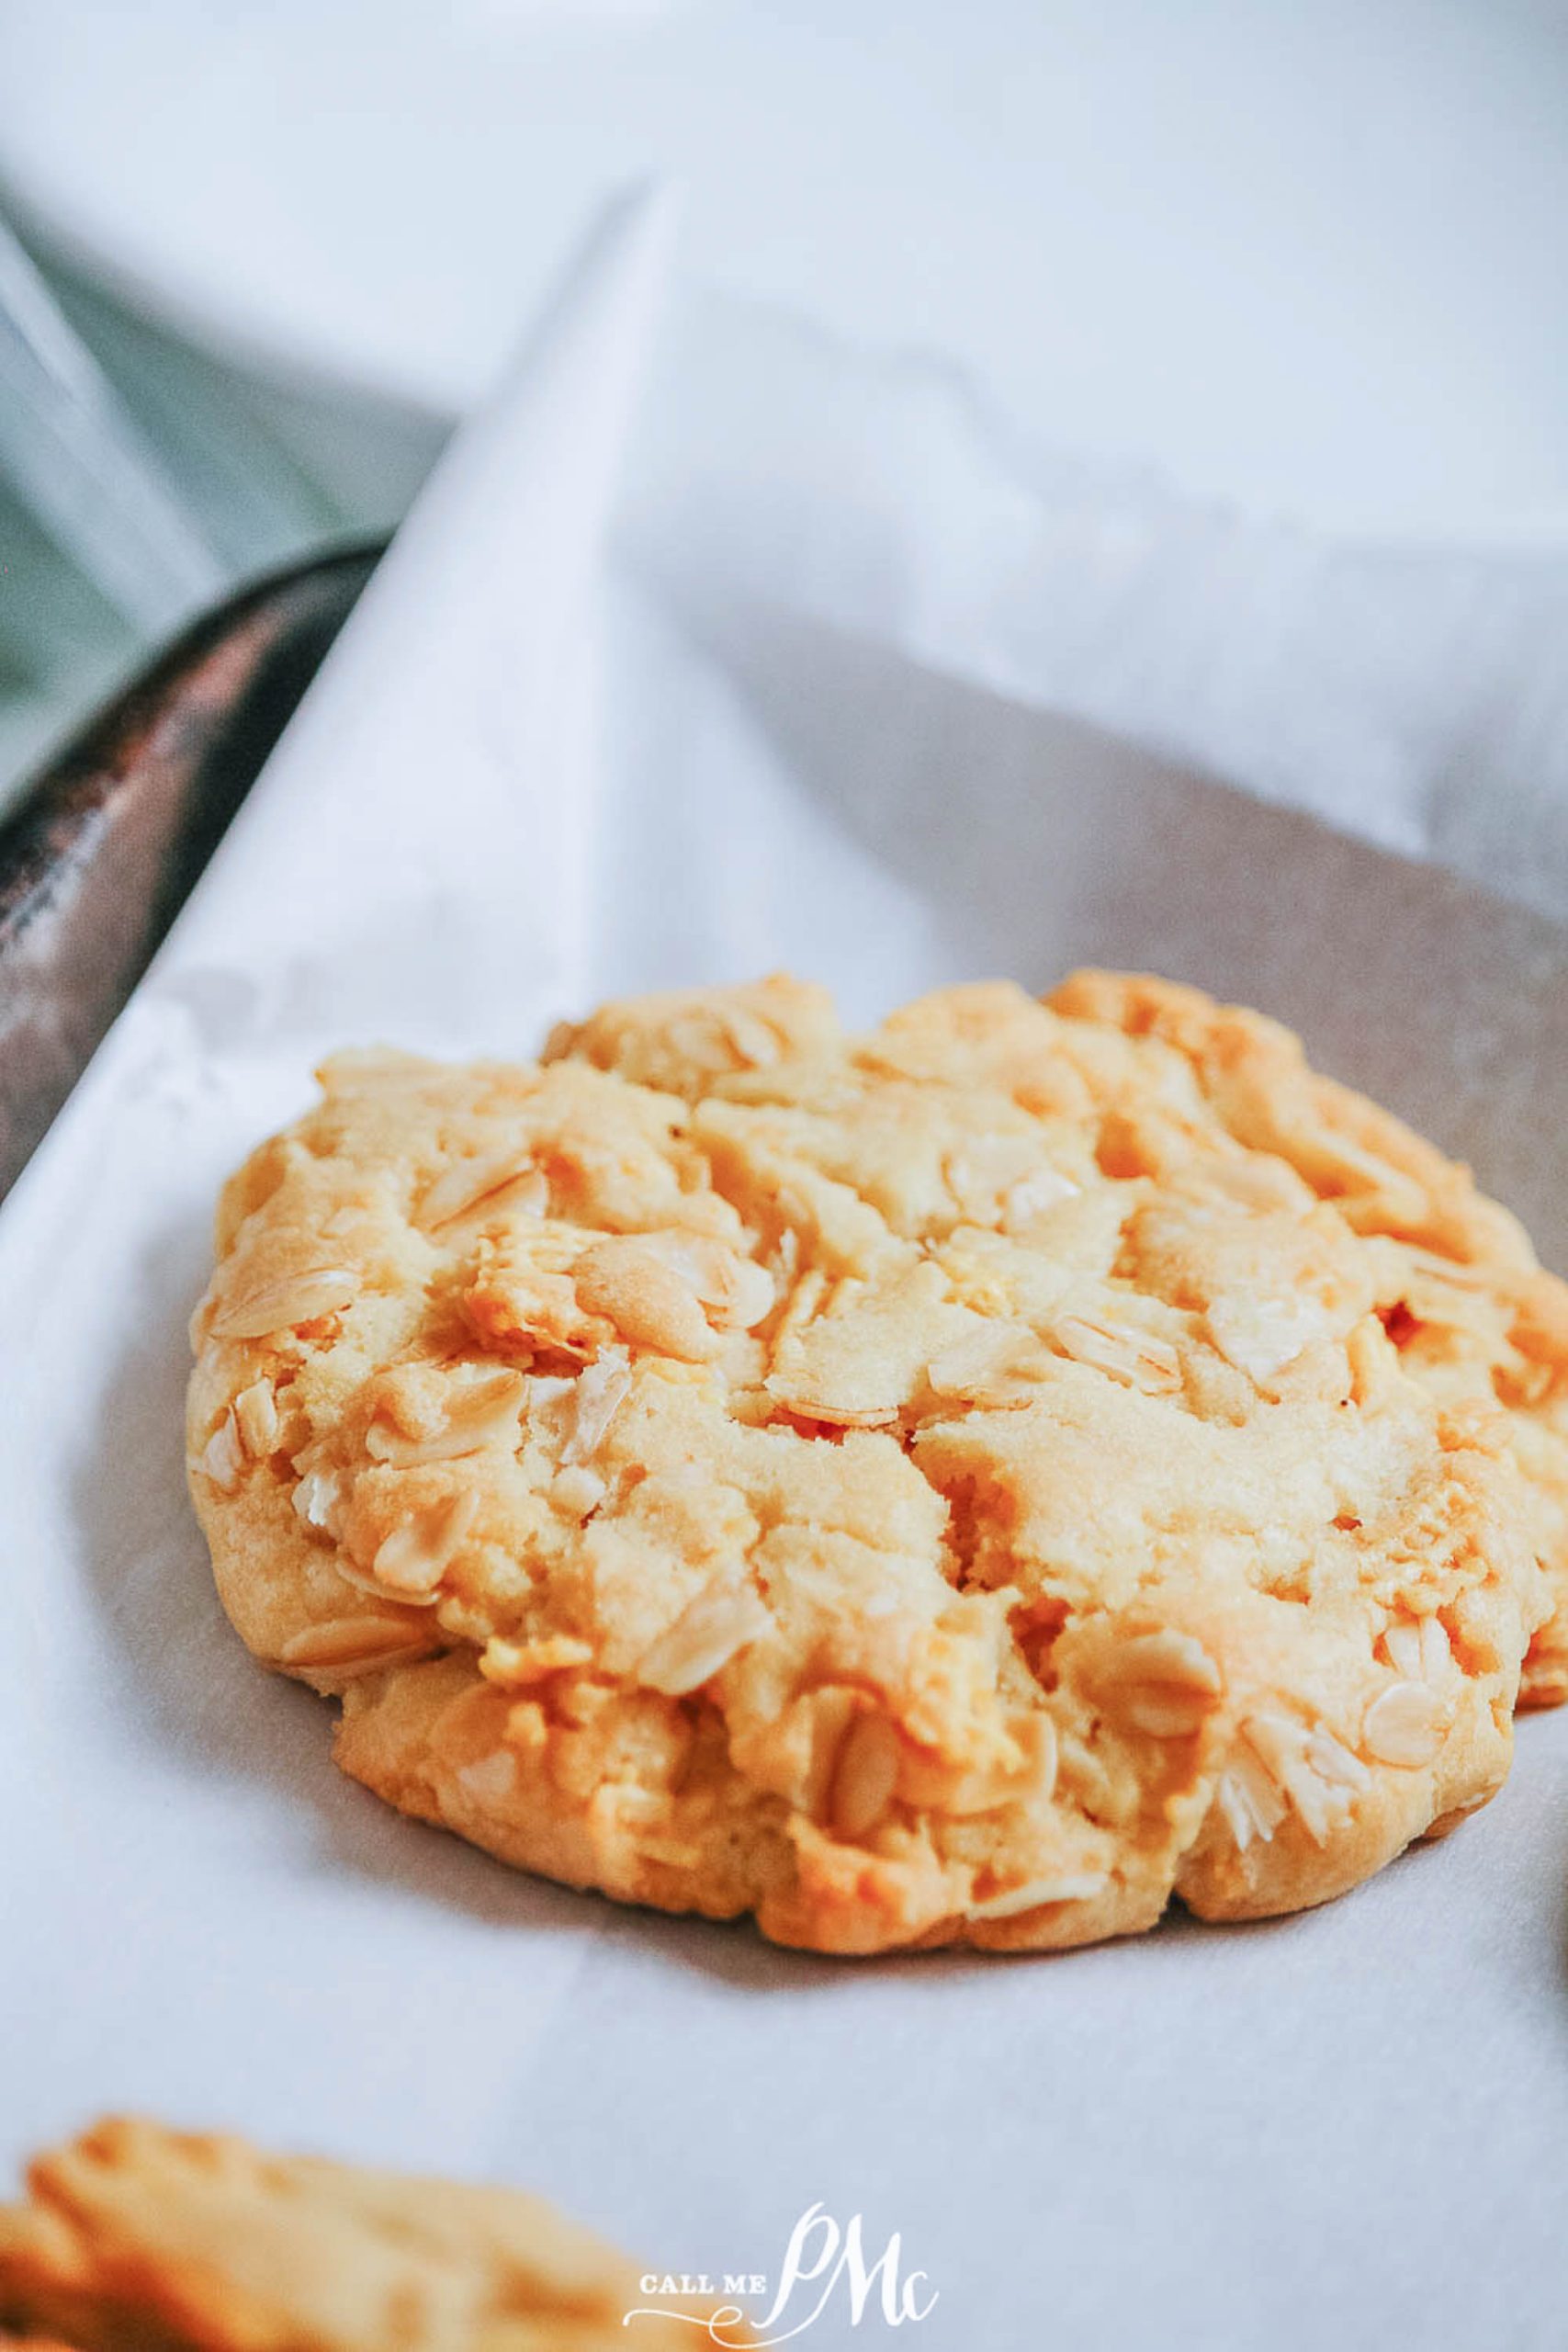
top-left (186, 972), bottom-right (1565, 1954)
top-left (0, 2117), bottom-right (731, 2350)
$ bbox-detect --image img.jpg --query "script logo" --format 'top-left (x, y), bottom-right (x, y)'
top-left (624, 2202), bottom-right (938, 2346)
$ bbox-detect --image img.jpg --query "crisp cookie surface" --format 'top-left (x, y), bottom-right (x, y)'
top-left (186, 972), bottom-right (1562, 1954)
top-left (1050, 971), bottom-right (1568, 1708)
top-left (0, 2119), bottom-right (726, 2349)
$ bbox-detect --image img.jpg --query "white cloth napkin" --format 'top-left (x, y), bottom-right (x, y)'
top-left (5, 188), bottom-right (1567, 2352)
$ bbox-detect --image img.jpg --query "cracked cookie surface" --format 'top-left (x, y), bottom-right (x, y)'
top-left (186, 973), bottom-right (1562, 1954)
top-left (0, 2118), bottom-right (725, 2349)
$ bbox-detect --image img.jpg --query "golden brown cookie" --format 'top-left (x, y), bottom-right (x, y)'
top-left (0, 2118), bottom-right (728, 2350)
top-left (1049, 970), bottom-right (1568, 1707)
top-left (187, 973), bottom-right (1555, 1954)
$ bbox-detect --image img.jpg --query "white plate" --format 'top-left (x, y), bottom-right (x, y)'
top-left (6, 0), bottom-right (1568, 536)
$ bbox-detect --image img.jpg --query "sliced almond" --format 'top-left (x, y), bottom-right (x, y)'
top-left (1382, 1616), bottom-right (1451, 1682)
top-left (636, 1582), bottom-right (772, 1697)
top-left (829, 1713), bottom-right (903, 1841)
top-left (1361, 1682), bottom-right (1445, 1767)
top-left (1120, 1688), bottom-right (1215, 1739)
top-left (764, 1383), bottom-right (903, 1430)
top-left (357, 1488), bottom-right (479, 1601)
top-left (926, 1325), bottom-right (1051, 1406)
top-left (716, 1003), bottom-right (785, 1068)
top-left (1207, 1294), bottom-right (1328, 1385)
top-left (479, 1633), bottom-right (595, 1687)
top-left (1511, 1273), bottom-right (1568, 1363)
top-left (945, 1136), bottom-right (1026, 1207)
top-left (550, 1465), bottom-right (606, 1519)
top-left (232, 1377), bottom-right (279, 1458)
top-left (278, 1617), bottom-right (439, 1674)
top-left (1200, 1158), bottom-right (1305, 1213)
top-left (456, 1749), bottom-right (521, 1809)
top-left (1103, 1629), bottom-right (1224, 1738)
top-left (559, 1351), bottom-right (632, 1464)
top-left (1001, 1170), bottom-right (1080, 1228)
top-left (637, 1231), bottom-right (775, 1332)
top-left (291, 1468), bottom-right (347, 1542)
top-left (1239, 1709), bottom-right (1370, 1845)
top-left (213, 1268), bottom-right (358, 1340)
top-left (967, 1871), bottom-right (1108, 1921)
top-left (197, 1410), bottom-right (244, 1493)
top-left (421, 1154), bottom-right (547, 1230)
top-left (573, 1237), bottom-right (719, 1363)
top-left (1214, 1746), bottom-right (1289, 1850)
top-left (1051, 1314), bottom-right (1181, 1395)
top-left (1303, 1725), bottom-right (1372, 1792)
top-left (1308, 1130), bottom-right (1428, 1220)
top-left (365, 1371), bottom-right (526, 1465)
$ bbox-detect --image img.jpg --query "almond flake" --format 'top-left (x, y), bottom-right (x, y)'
top-left (1201, 1159), bottom-right (1304, 1213)
top-left (1399, 1246), bottom-right (1488, 1294)
top-left (573, 1237), bottom-right (719, 1362)
top-left (559, 1351), bottom-right (632, 1464)
top-left (421, 1155), bottom-right (547, 1230)
top-left (232, 1378), bottom-right (279, 1458)
top-left (631, 1232), bottom-right (775, 1334)
top-left (1103, 1630), bottom-right (1223, 1737)
top-left (1016, 1712), bottom-right (1060, 1805)
top-left (198, 1411), bottom-right (244, 1493)
top-left (926, 1326), bottom-right (1051, 1406)
top-left (1214, 1747), bottom-right (1288, 1850)
top-left (829, 1713), bottom-right (903, 1841)
top-left (1511, 1276), bottom-right (1568, 1363)
top-left (213, 1268), bottom-right (358, 1340)
top-left (291, 1469), bottom-right (347, 1542)
top-left (360, 1488), bottom-right (479, 1600)
top-left (1001, 1170), bottom-right (1080, 1228)
top-left (1311, 1131), bottom-right (1427, 1216)
top-left (1119, 1689), bottom-right (1213, 1739)
top-left (1361, 1682), bottom-right (1445, 1767)
top-left (278, 1617), bottom-right (439, 1674)
top-left (765, 1385), bottom-right (902, 1430)
top-left (1303, 1726), bottom-right (1372, 1792)
top-left (720, 1255), bottom-right (777, 1331)
top-left (457, 1750), bottom-right (521, 1809)
top-left (636, 1582), bottom-right (772, 1697)
top-left (1051, 1314), bottom-right (1181, 1395)
top-left (365, 1371), bottom-right (526, 1464)
top-left (479, 1633), bottom-right (595, 1686)
top-left (1382, 1616), bottom-right (1451, 1682)
top-left (945, 1137), bottom-right (1029, 1207)
top-left (770, 1228), bottom-right (802, 1289)
top-left (550, 1464), bottom-right (606, 1519)
top-left (1207, 1294), bottom-right (1328, 1385)
top-left (669, 1004), bottom-right (785, 1073)
top-left (1239, 1709), bottom-right (1370, 1845)
top-left (967, 1871), bottom-right (1108, 1921)
top-left (717, 1004), bottom-right (785, 1068)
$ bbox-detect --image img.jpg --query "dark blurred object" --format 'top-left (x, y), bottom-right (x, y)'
top-left (0, 543), bottom-right (381, 1199)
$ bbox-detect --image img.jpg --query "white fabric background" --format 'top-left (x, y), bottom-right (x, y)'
top-left (5, 196), bottom-right (1567, 2350)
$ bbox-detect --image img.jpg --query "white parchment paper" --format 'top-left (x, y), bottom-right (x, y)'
top-left (5, 193), bottom-right (1568, 2352)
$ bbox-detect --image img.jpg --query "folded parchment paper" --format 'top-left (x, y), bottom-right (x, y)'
top-left (5, 194), bottom-right (1565, 2352)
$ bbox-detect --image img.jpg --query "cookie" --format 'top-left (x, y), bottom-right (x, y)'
top-left (187, 973), bottom-right (1556, 1954)
top-left (1049, 971), bottom-right (1568, 1706)
top-left (0, 2118), bottom-right (728, 2349)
